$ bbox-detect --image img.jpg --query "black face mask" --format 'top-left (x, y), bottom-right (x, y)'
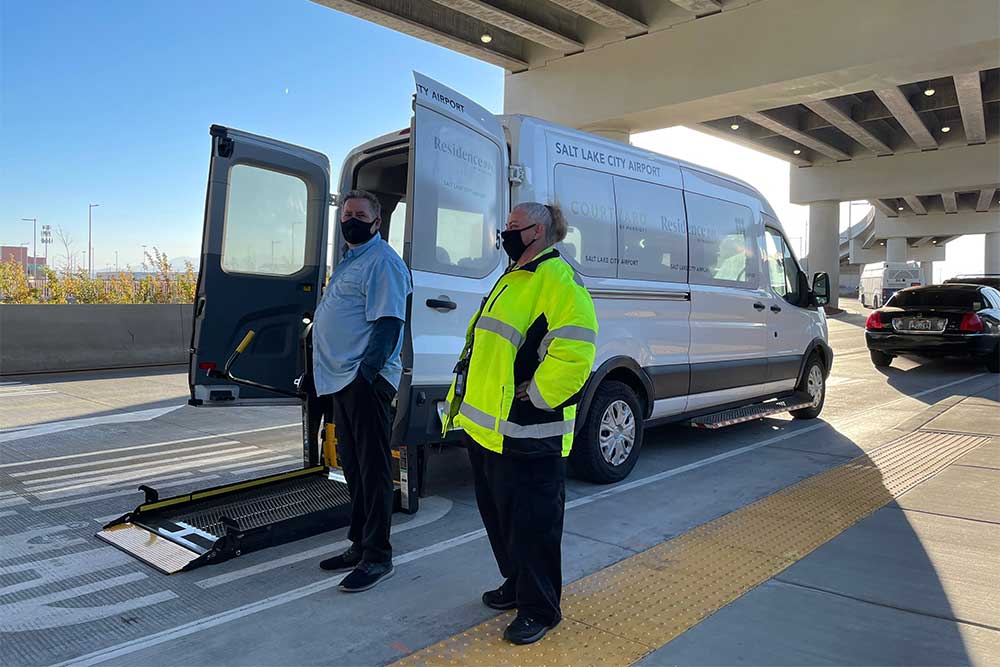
top-left (501, 224), bottom-right (537, 263)
top-left (342, 217), bottom-right (378, 245)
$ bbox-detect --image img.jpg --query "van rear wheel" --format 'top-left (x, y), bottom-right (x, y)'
top-left (571, 381), bottom-right (643, 484)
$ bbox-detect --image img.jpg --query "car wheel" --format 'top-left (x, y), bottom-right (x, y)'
top-left (570, 380), bottom-right (643, 484)
top-left (986, 344), bottom-right (1000, 374)
top-left (870, 350), bottom-right (893, 368)
top-left (790, 355), bottom-right (825, 420)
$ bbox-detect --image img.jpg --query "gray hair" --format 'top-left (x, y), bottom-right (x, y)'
top-left (512, 202), bottom-right (568, 244)
top-left (343, 189), bottom-right (381, 219)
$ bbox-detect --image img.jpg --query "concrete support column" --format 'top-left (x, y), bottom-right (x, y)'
top-left (807, 200), bottom-right (840, 309)
top-left (885, 237), bottom-right (908, 263)
top-left (920, 261), bottom-right (934, 285)
top-left (590, 129), bottom-right (631, 144)
top-left (986, 232), bottom-right (1000, 275)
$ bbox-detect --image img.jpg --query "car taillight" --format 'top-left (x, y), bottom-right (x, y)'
top-left (959, 313), bottom-right (984, 332)
top-left (866, 311), bottom-right (884, 330)
top-left (199, 361), bottom-right (217, 370)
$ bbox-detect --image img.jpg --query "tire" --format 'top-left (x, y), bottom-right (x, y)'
top-left (870, 349), bottom-right (893, 368)
top-left (790, 355), bottom-right (826, 420)
top-left (986, 344), bottom-right (1000, 374)
top-left (570, 380), bottom-right (643, 484)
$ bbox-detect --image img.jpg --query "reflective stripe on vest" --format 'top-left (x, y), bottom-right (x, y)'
top-left (459, 400), bottom-right (574, 439)
top-left (475, 316), bottom-right (523, 348)
top-left (537, 324), bottom-right (599, 360)
top-left (459, 402), bottom-right (496, 430)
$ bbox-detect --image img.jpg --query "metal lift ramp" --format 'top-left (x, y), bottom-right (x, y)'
top-left (98, 330), bottom-right (422, 574)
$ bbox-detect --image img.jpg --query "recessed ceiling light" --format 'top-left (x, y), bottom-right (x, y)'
top-left (932, 240), bottom-right (937, 244)
top-left (941, 126), bottom-right (951, 133)
top-left (730, 123), bottom-right (740, 130)
top-left (880, 241), bottom-right (886, 246)
top-left (793, 149), bottom-right (801, 155)
top-left (897, 206), bottom-right (904, 211)
top-left (924, 88), bottom-right (935, 96)
top-left (480, 33), bottom-right (492, 43)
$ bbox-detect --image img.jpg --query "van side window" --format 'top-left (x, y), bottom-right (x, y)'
top-left (613, 177), bottom-right (687, 283)
top-left (388, 201), bottom-right (406, 259)
top-left (685, 192), bottom-right (756, 288)
top-left (764, 227), bottom-right (801, 304)
top-left (222, 164), bottom-right (308, 276)
top-left (554, 164), bottom-right (616, 278)
top-left (410, 111), bottom-right (501, 278)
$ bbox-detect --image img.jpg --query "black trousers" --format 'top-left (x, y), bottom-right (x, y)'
top-left (328, 374), bottom-right (395, 564)
top-left (468, 442), bottom-right (566, 626)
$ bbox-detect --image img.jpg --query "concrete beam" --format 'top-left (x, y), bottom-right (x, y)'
top-left (669, 0), bottom-right (722, 16)
top-left (693, 122), bottom-right (812, 167)
top-left (903, 195), bottom-right (928, 215)
top-left (743, 111), bottom-right (851, 161)
top-left (428, 0), bottom-right (583, 53)
top-left (913, 236), bottom-right (936, 247)
top-left (874, 86), bottom-right (938, 150)
top-left (791, 142), bottom-right (1000, 204)
top-left (977, 187), bottom-right (998, 212)
top-left (313, 0), bottom-right (529, 70)
top-left (954, 71), bottom-right (987, 144)
top-left (803, 100), bottom-right (894, 156)
top-left (504, 0), bottom-right (1000, 129)
top-left (875, 210), bottom-right (1000, 237)
top-left (849, 240), bottom-right (945, 265)
top-left (941, 192), bottom-right (959, 213)
top-left (870, 198), bottom-right (899, 218)
top-left (545, 0), bottom-right (646, 36)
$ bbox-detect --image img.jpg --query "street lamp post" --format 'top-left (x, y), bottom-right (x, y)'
top-left (21, 218), bottom-right (37, 282)
top-left (88, 203), bottom-right (100, 278)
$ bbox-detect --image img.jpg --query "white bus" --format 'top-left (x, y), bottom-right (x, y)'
top-left (859, 261), bottom-right (922, 309)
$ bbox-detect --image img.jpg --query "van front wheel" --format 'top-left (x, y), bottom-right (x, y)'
top-left (790, 355), bottom-right (826, 420)
top-left (571, 381), bottom-right (643, 484)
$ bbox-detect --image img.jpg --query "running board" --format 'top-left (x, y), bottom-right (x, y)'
top-left (98, 466), bottom-right (356, 574)
top-left (688, 392), bottom-right (816, 429)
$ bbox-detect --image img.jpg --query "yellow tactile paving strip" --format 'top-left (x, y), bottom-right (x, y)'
top-left (394, 431), bottom-right (989, 667)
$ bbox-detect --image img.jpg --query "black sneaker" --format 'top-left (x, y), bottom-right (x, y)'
top-left (339, 561), bottom-right (395, 593)
top-left (503, 615), bottom-right (558, 645)
top-left (319, 544), bottom-right (362, 572)
top-left (482, 580), bottom-right (516, 610)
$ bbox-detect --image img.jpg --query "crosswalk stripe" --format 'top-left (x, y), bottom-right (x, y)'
top-left (0, 422), bottom-right (299, 468)
top-left (31, 475), bottom-right (222, 511)
top-left (22, 445), bottom-right (257, 485)
top-left (11, 441), bottom-right (243, 477)
top-left (200, 455), bottom-right (296, 473)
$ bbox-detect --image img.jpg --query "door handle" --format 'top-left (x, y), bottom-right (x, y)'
top-left (753, 302), bottom-right (766, 311)
top-left (426, 297), bottom-right (457, 311)
top-left (770, 305), bottom-right (782, 313)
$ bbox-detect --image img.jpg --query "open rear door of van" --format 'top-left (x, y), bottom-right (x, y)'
top-left (402, 74), bottom-right (509, 434)
top-left (189, 126), bottom-right (330, 406)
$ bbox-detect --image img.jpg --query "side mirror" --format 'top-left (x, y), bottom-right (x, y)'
top-left (812, 272), bottom-right (831, 306)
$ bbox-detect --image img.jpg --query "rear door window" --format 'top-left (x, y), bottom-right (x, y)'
top-left (888, 289), bottom-right (980, 309)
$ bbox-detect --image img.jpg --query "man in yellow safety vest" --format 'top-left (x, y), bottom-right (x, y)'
top-left (443, 202), bottom-right (598, 645)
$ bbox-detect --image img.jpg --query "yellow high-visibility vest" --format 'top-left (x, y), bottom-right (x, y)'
top-left (443, 248), bottom-right (598, 457)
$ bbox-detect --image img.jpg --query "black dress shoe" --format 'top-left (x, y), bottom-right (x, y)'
top-left (319, 544), bottom-right (361, 572)
top-left (482, 579), bottom-right (517, 610)
top-left (339, 561), bottom-right (395, 592)
top-left (503, 615), bottom-right (559, 645)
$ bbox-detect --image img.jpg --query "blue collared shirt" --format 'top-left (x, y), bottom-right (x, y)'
top-left (313, 235), bottom-right (412, 396)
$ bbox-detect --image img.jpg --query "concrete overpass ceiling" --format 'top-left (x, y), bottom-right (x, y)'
top-left (706, 68), bottom-right (999, 167)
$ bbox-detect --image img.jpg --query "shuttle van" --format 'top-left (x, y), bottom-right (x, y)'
top-left (190, 74), bottom-right (833, 484)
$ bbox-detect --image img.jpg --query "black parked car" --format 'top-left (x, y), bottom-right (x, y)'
top-left (943, 274), bottom-right (1000, 290)
top-left (865, 284), bottom-right (1000, 373)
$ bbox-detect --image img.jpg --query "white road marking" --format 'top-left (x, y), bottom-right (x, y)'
top-left (0, 405), bottom-right (183, 443)
top-left (33, 475), bottom-right (221, 511)
top-left (22, 444), bottom-right (252, 486)
top-left (0, 510), bottom-right (17, 518)
top-left (199, 455), bottom-right (295, 472)
top-left (0, 389), bottom-right (57, 398)
top-left (34, 472), bottom-right (201, 500)
top-left (0, 421), bottom-right (299, 466)
top-left (0, 381), bottom-right (23, 386)
top-left (11, 440), bottom-right (245, 476)
top-left (0, 497), bottom-right (28, 508)
top-left (220, 459), bottom-right (300, 476)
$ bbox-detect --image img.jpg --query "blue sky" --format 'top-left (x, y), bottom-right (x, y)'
top-left (0, 0), bottom-right (503, 269)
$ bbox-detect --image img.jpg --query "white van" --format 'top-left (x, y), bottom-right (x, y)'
top-left (189, 74), bottom-right (832, 484)
top-left (860, 261), bottom-right (923, 309)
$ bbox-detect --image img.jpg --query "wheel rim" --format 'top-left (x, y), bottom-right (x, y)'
top-left (599, 400), bottom-right (635, 466)
top-left (806, 364), bottom-right (824, 405)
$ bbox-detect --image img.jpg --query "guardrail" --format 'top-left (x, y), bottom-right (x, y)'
top-left (0, 304), bottom-right (192, 375)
